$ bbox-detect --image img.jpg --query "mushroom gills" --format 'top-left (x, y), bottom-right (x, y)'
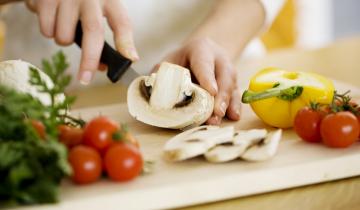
top-left (205, 129), bottom-right (268, 163)
top-left (241, 129), bottom-right (282, 161)
top-left (164, 126), bottom-right (235, 161)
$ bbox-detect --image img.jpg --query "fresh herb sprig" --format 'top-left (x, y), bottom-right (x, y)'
top-left (29, 51), bottom-right (85, 132)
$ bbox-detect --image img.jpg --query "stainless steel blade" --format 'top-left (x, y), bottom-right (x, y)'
top-left (118, 67), bottom-right (141, 87)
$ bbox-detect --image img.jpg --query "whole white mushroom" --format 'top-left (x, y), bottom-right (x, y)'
top-left (0, 60), bottom-right (64, 106)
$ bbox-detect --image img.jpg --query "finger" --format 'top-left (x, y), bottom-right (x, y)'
top-left (206, 114), bottom-right (222, 125)
top-left (78, 0), bottom-right (104, 85)
top-left (55, 0), bottom-right (80, 45)
top-left (104, 0), bottom-right (139, 61)
top-left (151, 50), bottom-right (186, 73)
top-left (213, 57), bottom-right (236, 117)
top-left (189, 51), bottom-right (218, 96)
top-left (25, 0), bottom-right (36, 12)
top-left (36, 0), bottom-right (59, 38)
top-left (226, 88), bottom-right (242, 121)
top-left (98, 63), bottom-right (108, 71)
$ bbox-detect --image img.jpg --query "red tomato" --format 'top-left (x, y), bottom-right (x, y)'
top-left (104, 143), bottom-right (143, 182)
top-left (68, 145), bottom-right (102, 184)
top-left (357, 114), bottom-right (360, 139)
top-left (294, 107), bottom-right (323, 142)
top-left (30, 120), bottom-right (46, 139)
top-left (58, 125), bottom-right (84, 148)
top-left (83, 116), bottom-right (120, 152)
top-left (320, 111), bottom-right (360, 148)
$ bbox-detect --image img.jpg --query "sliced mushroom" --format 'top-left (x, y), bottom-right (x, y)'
top-left (241, 129), bottom-right (282, 161)
top-left (163, 126), bottom-right (234, 161)
top-left (127, 62), bottom-right (214, 129)
top-left (205, 129), bottom-right (267, 163)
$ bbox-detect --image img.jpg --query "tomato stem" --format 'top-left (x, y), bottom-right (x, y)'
top-left (112, 131), bottom-right (123, 141)
top-left (242, 85), bottom-right (303, 103)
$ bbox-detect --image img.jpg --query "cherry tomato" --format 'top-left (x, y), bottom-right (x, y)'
top-left (30, 120), bottom-right (46, 139)
top-left (320, 111), bottom-right (360, 148)
top-left (58, 125), bottom-right (84, 148)
top-left (83, 116), bottom-right (120, 152)
top-left (68, 145), bottom-right (102, 184)
top-left (357, 114), bottom-right (360, 139)
top-left (294, 107), bottom-right (323, 142)
top-left (104, 143), bottom-right (143, 182)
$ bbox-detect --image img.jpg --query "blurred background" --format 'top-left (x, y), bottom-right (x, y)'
top-left (0, 0), bottom-right (359, 88)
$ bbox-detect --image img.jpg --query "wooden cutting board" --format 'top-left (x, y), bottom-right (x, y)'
top-left (15, 81), bottom-right (360, 210)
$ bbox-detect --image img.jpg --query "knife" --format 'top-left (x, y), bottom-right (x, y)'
top-left (74, 21), bottom-right (140, 86)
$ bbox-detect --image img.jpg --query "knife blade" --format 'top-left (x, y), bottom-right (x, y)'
top-left (74, 21), bottom-right (140, 86)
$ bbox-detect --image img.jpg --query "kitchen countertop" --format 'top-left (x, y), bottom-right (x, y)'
top-left (71, 37), bottom-right (360, 210)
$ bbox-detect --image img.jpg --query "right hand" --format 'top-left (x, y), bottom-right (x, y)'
top-left (25, 0), bottom-right (139, 85)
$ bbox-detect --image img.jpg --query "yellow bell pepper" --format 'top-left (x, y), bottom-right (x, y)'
top-left (242, 68), bottom-right (335, 128)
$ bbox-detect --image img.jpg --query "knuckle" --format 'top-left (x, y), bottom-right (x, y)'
top-left (83, 19), bottom-right (104, 34)
top-left (84, 54), bottom-right (99, 64)
top-left (39, 0), bottom-right (57, 8)
top-left (55, 34), bottom-right (73, 46)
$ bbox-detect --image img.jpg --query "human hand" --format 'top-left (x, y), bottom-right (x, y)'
top-left (25, 0), bottom-right (139, 85)
top-left (154, 38), bottom-right (241, 125)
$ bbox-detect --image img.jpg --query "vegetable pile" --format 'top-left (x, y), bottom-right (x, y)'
top-left (0, 52), bottom-right (73, 205)
top-left (242, 68), bottom-right (359, 148)
top-left (294, 91), bottom-right (360, 148)
top-left (0, 52), bottom-right (143, 207)
top-left (68, 116), bottom-right (143, 184)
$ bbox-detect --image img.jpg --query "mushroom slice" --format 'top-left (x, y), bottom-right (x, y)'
top-left (164, 126), bottom-right (234, 161)
top-left (241, 129), bottom-right (282, 162)
top-left (205, 129), bottom-right (267, 163)
top-left (127, 62), bottom-right (214, 129)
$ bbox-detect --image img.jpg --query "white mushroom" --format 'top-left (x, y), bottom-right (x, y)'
top-left (127, 62), bottom-right (214, 129)
top-left (241, 129), bottom-right (282, 161)
top-left (0, 60), bottom-right (64, 106)
top-left (205, 129), bottom-right (267, 163)
top-left (163, 126), bottom-right (234, 161)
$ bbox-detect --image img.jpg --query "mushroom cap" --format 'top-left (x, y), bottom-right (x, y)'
top-left (0, 60), bottom-right (64, 105)
top-left (127, 62), bottom-right (214, 129)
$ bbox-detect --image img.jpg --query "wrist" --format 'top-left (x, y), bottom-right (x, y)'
top-left (186, 0), bottom-right (266, 60)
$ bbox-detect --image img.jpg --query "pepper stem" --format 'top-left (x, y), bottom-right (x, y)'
top-left (242, 85), bottom-right (304, 103)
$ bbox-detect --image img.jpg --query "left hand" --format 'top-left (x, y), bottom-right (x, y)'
top-left (154, 38), bottom-right (241, 125)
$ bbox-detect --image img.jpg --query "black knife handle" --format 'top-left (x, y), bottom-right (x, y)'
top-left (74, 21), bottom-right (132, 83)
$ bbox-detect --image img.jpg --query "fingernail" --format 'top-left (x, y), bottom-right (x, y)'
top-left (116, 37), bottom-right (140, 61)
top-left (235, 109), bottom-right (240, 117)
top-left (79, 71), bottom-right (93, 85)
top-left (126, 48), bottom-right (140, 61)
top-left (214, 115), bottom-right (222, 125)
top-left (212, 82), bottom-right (218, 95)
top-left (220, 101), bottom-right (227, 116)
